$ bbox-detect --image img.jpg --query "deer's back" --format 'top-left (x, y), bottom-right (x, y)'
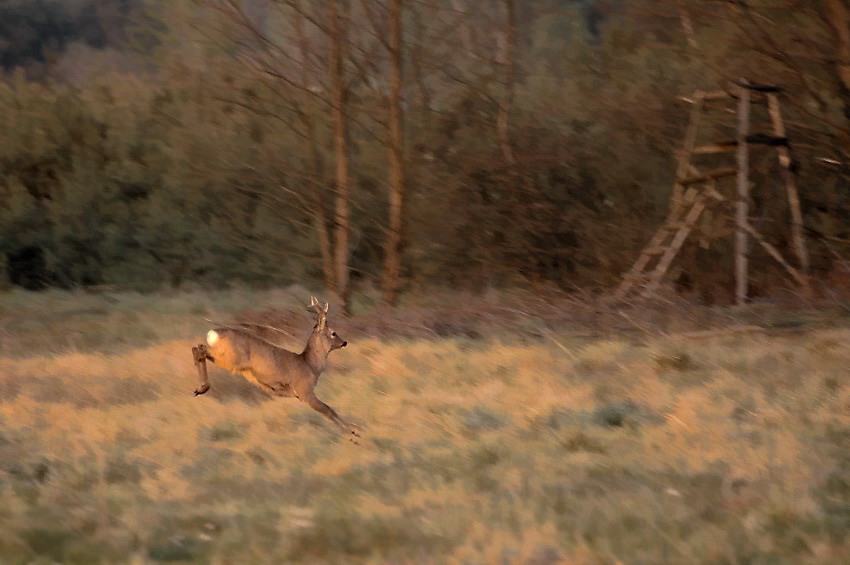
top-left (207, 328), bottom-right (311, 392)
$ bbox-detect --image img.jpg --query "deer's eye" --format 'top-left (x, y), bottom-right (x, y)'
top-left (331, 331), bottom-right (337, 337)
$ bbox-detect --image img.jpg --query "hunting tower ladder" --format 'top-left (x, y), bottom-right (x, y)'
top-left (613, 82), bottom-right (810, 303)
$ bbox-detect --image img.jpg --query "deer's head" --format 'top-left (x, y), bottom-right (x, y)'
top-left (307, 296), bottom-right (347, 352)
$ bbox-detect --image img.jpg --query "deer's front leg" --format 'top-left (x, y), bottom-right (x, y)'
top-left (304, 392), bottom-right (361, 442)
top-left (192, 344), bottom-right (212, 396)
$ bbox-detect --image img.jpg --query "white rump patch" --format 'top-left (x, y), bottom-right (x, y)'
top-left (206, 330), bottom-right (220, 346)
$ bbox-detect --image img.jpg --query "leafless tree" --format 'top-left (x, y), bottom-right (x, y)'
top-left (381, 0), bottom-right (407, 306)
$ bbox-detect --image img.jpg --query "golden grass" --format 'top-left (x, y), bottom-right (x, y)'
top-left (1, 291), bottom-right (849, 563)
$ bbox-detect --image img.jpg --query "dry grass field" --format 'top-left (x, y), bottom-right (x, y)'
top-left (0, 288), bottom-right (849, 564)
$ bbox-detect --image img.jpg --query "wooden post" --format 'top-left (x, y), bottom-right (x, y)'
top-left (672, 93), bottom-right (705, 219)
top-left (740, 221), bottom-right (808, 288)
top-left (735, 86), bottom-right (750, 305)
top-left (766, 93), bottom-right (810, 290)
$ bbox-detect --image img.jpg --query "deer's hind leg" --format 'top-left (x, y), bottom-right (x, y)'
top-left (192, 344), bottom-right (213, 396)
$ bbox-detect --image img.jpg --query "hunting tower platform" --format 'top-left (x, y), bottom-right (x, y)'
top-left (613, 82), bottom-right (810, 303)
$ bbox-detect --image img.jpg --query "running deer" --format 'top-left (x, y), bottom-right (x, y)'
top-left (191, 296), bottom-right (360, 440)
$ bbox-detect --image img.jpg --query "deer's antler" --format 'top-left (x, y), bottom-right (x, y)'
top-left (307, 296), bottom-right (329, 327)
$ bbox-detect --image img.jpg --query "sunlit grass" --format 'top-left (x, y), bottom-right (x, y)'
top-left (0, 290), bottom-right (849, 563)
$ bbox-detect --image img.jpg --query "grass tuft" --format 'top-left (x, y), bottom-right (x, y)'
top-left (201, 419), bottom-right (246, 442)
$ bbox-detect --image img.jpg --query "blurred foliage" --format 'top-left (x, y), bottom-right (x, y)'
top-left (0, 0), bottom-right (849, 299)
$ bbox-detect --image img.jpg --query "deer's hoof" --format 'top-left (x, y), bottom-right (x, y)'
top-left (194, 384), bottom-right (210, 396)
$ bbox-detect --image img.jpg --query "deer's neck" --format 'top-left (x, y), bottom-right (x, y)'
top-left (302, 333), bottom-right (328, 375)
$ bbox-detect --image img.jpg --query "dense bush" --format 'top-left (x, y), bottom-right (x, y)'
top-left (0, 1), bottom-right (848, 300)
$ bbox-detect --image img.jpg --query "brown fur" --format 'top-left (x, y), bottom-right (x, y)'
top-left (192, 297), bottom-right (359, 440)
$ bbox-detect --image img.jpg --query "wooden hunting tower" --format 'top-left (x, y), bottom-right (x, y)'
top-left (614, 82), bottom-right (810, 303)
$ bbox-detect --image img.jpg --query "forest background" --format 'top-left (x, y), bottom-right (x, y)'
top-left (1, 0), bottom-right (850, 308)
top-left (4, 3), bottom-right (850, 563)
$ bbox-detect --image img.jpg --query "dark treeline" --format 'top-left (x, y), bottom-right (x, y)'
top-left (1, 0), bottom-right (849, 306)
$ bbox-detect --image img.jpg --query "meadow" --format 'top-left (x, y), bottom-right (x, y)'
top-left (0, 288), bottom-right (849, 564)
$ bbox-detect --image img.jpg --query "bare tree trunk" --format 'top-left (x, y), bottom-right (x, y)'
top-left (309, 116), bottom-right (335, 291)
top-left (826, 0), bottom-right (850, 94)
top-left (329, 0), bottom-right (351, 312)
top-left (735, 86), bottom-right (750, 305)
top-left (449, 0), bottom-right (474, 54)
top-left (293, 1), bottom-right (335, 290)
top-left (824, 0), bottom-right (850, 134)
top-left (382, 0), bottom-right (406, 306)
top-left (497, 0), bottom-right (517, 166)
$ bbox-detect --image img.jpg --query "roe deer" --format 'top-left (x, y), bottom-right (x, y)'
top-left (191, 296), bottom-right (360, 440)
